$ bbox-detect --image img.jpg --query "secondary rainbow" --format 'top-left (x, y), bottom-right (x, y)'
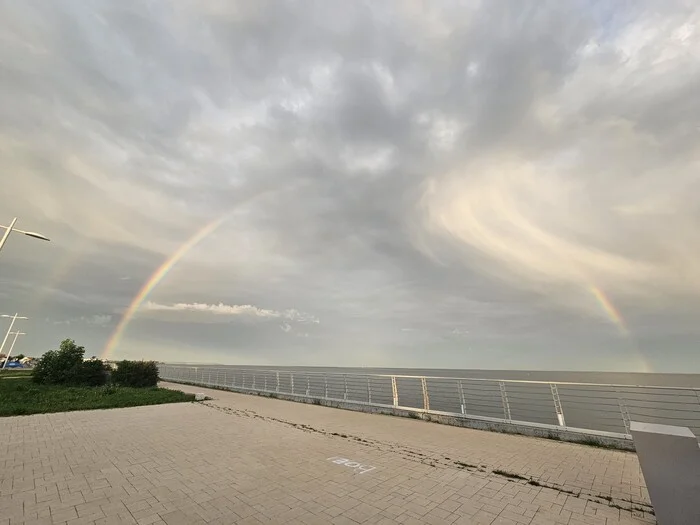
top-left (101, 215), bottom-right (227, 360)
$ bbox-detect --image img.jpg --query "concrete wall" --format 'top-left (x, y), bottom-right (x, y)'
top-left (630, 422), bottom-right (700, 525)
top-left (164, 379), bottom-right (635, 451)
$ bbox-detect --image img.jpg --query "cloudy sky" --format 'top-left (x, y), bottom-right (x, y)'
top-left (1, 1), bottom-right (699, 372)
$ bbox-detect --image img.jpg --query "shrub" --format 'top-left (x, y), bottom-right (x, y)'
top-left (33, 339), bottom-right (108, 386)
top-left (111, 360), bottom-right (159, 388)
top-left (78, 359), bottom-right (110, 387)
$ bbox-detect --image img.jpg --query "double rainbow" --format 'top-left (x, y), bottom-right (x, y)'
top-left (101, 216), bottom-right (650, 371)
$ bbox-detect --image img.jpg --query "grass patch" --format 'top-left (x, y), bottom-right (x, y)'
top-left (0, 369), bottom-right (33, 377)
top-left (0, 378), bottom-right (196, 417)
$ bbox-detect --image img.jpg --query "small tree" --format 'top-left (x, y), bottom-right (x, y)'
top-left (33, 339), bottom-right (108, 386)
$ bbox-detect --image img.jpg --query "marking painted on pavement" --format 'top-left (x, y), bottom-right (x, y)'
top-left (327, 456), bottom-right (376, 474)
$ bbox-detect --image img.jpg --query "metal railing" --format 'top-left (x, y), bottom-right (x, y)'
top-left (158, 365), bottom-right (700, 440)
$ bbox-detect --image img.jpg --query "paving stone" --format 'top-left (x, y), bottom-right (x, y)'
top-left (0, 383), bottom-right (655, 524)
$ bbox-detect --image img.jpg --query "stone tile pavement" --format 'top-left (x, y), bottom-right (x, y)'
top-left (0, 382), bottom-right (655, 525)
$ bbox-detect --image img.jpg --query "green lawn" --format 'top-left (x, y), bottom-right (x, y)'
top-left (0, 377), bottom-right (196, 417)
top-left (0, 368), bottom-right (33, 377)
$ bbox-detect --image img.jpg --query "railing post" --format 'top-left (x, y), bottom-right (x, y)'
top-left (264, 374), bottom-right (268, 391)
top-left (458, 380), bottom-right (466, 415)
top-left (242, 372), bottom-right (246, 388)
top-left (421, 377), bottom-right (430, 411)
top-left (276, 371), bottom-right (280, 392)
top-left (208, 369), bottom-right (212, 385)
top-left (252, 372), bottom-right (256, 390)
top-left (391, 376), bottom-right (398, 407)
top-left (306, 376), bottom-right (310, 397)
top-left (324, 375), bottom-right (328, 399)
top-left (367, 377), bottom-right (372, 404)
top-left (550, 383), bottom-right (566, 427)
top-left (616, 389), bottom-right (631, 434)
top-left (499, 381), bottom-right (512, 422)
top-left (290, 372), bottom-right (294, 394)
top-left (343, 374), bottom-right (348, 401)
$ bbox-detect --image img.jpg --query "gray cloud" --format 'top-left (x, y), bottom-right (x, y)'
top-left (1, 1), bottom-right (699, 371)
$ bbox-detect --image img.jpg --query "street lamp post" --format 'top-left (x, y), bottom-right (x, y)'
top-left (0, 217), bottom-right (50, 253)
top-left (1, 331), bottom-right (26, 369)
top-left (0, 314), bottom-right (28, 359)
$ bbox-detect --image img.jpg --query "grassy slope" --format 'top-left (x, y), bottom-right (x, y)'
top-left (0, 377), bottom-right (196, 417)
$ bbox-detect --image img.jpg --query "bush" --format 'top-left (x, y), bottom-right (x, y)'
top-left (111, 360), bottom-right (159, 388)
top-left (78, 359), bottom-right (110, 387)
top-left (33, 339), bottom-right (108, 386)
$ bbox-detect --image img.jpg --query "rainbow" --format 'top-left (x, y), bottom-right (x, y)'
top-left (589, 285), bottom-right (629, 336)
top-left (101, 215), bottom-right (227, 360)
top-left (589, 285), bottom-right (653, 372)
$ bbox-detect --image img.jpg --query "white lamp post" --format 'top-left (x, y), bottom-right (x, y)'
top-left (0, 314), bottom-right (28, 359)
top-left (0, 217), bottom-right (50, 254)
top-left (1, 331), bottom-right (26, 369)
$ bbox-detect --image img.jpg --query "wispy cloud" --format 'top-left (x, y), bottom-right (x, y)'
top-left (142, 301), bottom-right (319, 324)
top-left (53, 314), bottom-right (113, 327)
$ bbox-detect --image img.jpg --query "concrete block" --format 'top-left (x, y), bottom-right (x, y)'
top-left (630, 421), bottom-right (700, 525)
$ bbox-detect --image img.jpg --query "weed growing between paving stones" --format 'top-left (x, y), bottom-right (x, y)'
top-left (454, 461), bottom-right (479, 469)
top-left (577, 436), bottom-right (619, 450)
top-left (492, 469), bottom-right (529, 481)
top-left (0, 377), bottom-right (196, 417)
top-left (496, 468), bottom-right (655, 517)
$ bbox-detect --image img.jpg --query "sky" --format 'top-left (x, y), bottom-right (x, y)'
top-left (1, 1), bottom-right (699, 372)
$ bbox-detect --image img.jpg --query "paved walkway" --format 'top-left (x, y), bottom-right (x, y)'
top-left (0, 383), bottom-right (654, 525)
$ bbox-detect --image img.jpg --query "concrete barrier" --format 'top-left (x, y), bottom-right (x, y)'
top-left (630, 421), bottom-right (700, 525)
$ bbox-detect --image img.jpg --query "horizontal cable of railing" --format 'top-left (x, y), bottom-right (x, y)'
top-left (158, 365), bottom-right (700, 440)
